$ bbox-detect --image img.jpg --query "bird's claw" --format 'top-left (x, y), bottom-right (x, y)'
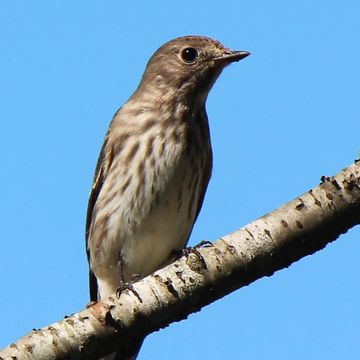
top-left (116, 282), bottom-right (143, 303)
top-left (182, 246), bottom-right (207, 270)
top-left (194, 240), bottom-right (213, 248)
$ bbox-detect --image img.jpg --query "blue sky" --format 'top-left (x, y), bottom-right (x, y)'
top-left (1, 1), bottom-right (360, 359)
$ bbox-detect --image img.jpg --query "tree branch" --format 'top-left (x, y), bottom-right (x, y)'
top-left (1, 161), bottom-right (359, 360)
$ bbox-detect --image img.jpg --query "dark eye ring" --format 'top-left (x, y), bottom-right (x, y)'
top-left (181, 47), bottom-right (198, 63)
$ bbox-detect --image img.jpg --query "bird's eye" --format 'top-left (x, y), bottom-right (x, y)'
top-left (181, 47), bottom-right (198, 63)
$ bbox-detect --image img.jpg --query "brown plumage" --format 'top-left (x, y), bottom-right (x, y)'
top-left (86, 35), bottom-right (249, 360)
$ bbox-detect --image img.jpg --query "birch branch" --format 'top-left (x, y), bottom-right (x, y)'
top-left (1, 161), bottom-right (359, 360)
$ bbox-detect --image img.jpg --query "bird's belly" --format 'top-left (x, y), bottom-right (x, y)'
top-left (121, 171), bottom-right (195, 280)
top-left (92, 139), bottom-right (208, 299)
top-left (95, 171), bottom-right (196, 299)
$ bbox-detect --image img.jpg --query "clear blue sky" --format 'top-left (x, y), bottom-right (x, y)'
top-left (1, 1), bottom-right (359, 359)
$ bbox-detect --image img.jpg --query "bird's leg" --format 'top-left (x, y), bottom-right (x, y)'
top-left (115, 253), bottom-right (143, 303)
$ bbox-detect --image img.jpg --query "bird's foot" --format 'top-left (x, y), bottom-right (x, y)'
top-left (194, 240), bottom-right (213, 248)
top-left (116, 281), bottom-right (143, 303)
top-left (182, 246), bottom-right (207, 270)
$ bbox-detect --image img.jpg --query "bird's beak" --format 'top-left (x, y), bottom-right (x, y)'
top-left (213, 50), bottom-right (250, 66)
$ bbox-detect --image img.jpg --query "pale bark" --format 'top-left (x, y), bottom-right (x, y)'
top-left (1, 161), bottom-right (359, 360)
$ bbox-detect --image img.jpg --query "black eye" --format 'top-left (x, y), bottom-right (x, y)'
top-left (181, 47), bottom-right (198, 63)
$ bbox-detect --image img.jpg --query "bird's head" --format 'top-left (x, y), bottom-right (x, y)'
top-left (134, 35), bottom-right (250, 105)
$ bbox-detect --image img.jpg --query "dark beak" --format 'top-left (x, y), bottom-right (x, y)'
top-left (213, 50), bottom-right (250, 65)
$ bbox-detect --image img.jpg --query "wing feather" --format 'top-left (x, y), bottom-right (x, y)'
top-left (85, 134), bottom-right (114, 301)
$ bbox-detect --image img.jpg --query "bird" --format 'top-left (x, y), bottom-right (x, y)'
top-left (85, 35), bottom-right (249, 360)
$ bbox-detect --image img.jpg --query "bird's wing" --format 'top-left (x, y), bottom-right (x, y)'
top-left (193, 109), bottom-right (213, 223)
top-left (85, 132), bottom-right (114, 301)
top-left (194, 147), bottom-right (213, 222)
